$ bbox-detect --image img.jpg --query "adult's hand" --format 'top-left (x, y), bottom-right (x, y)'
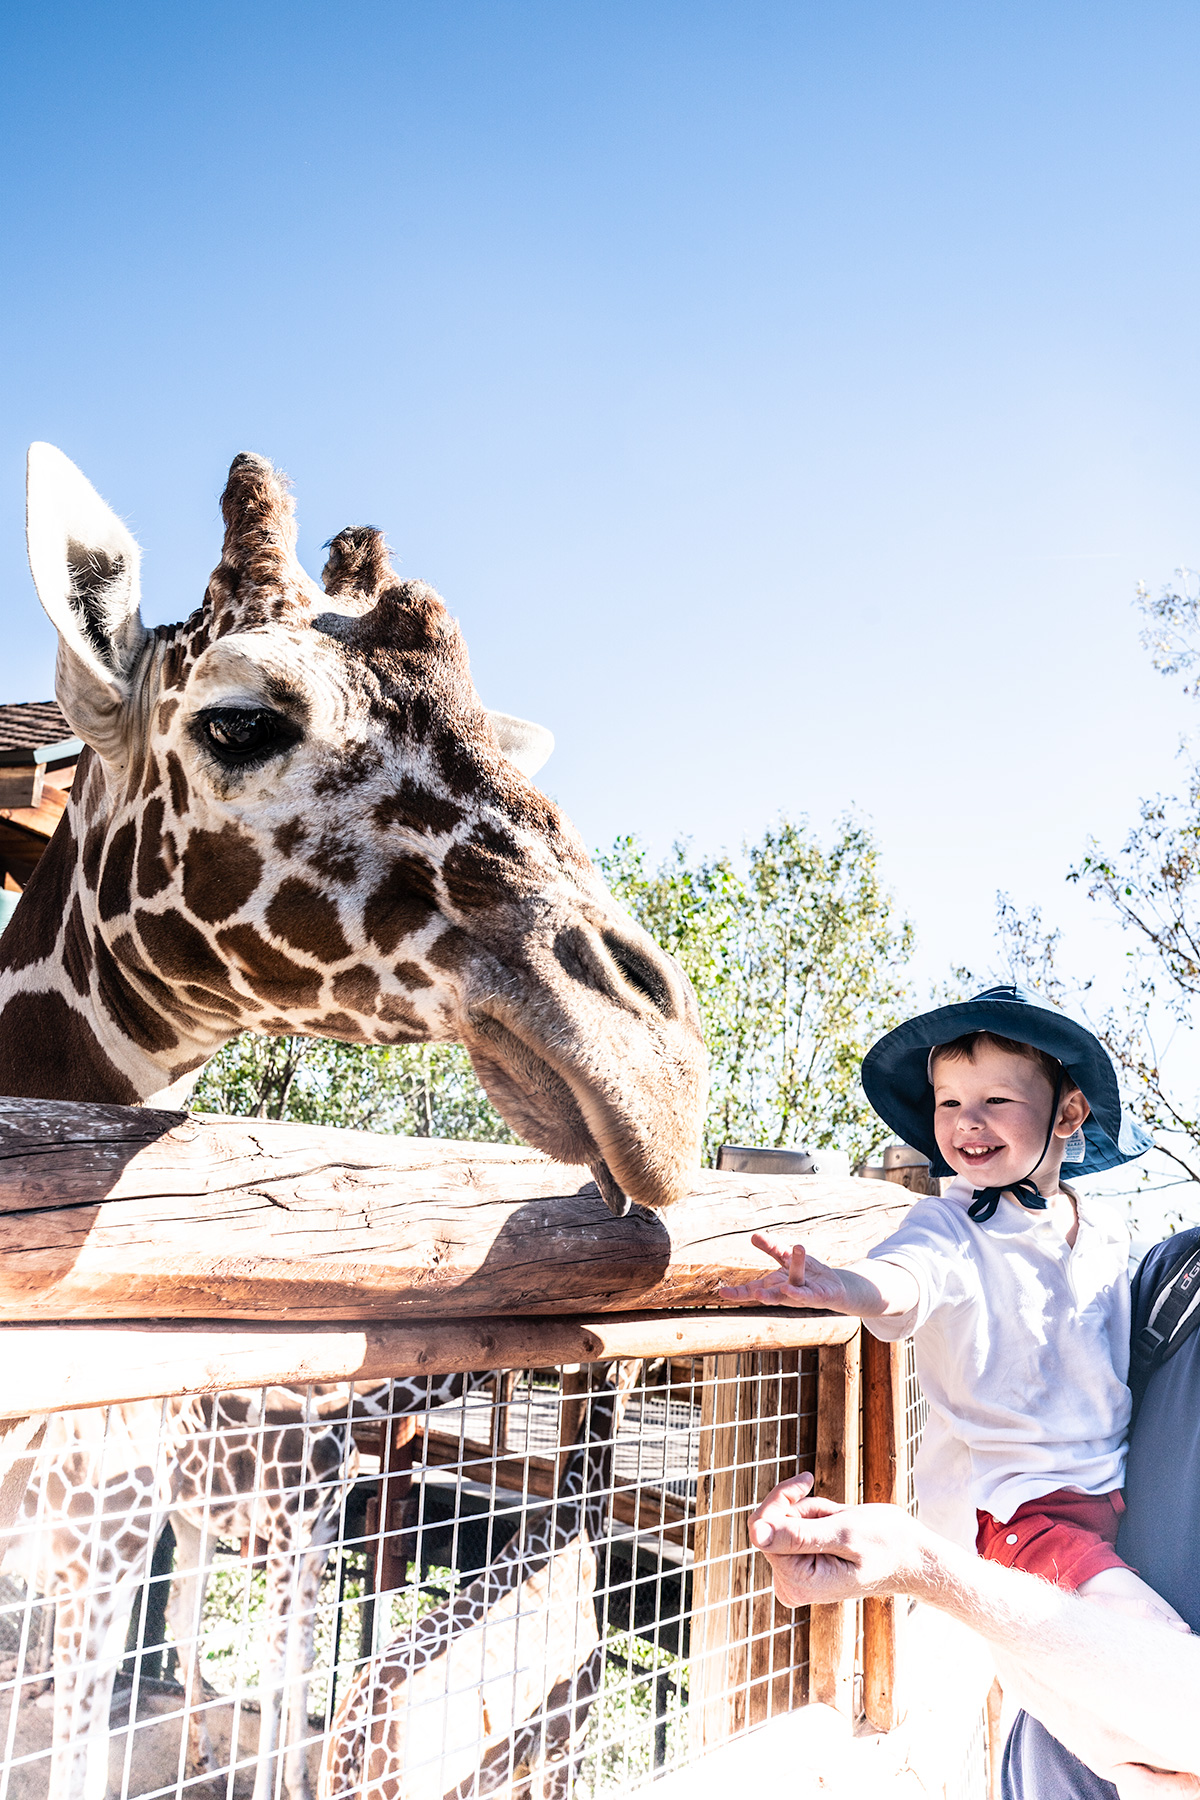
top-left (748, 1472), bottom-right (931, 1607)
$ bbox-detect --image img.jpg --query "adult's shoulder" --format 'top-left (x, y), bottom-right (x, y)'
top-left (1130, 1224), bottom-right (1200, 1326)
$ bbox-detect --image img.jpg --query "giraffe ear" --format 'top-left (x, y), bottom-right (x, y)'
top-left (486, 710), bottom-right (554, 778)
top-left (26, 442), bottom-right (147, 763)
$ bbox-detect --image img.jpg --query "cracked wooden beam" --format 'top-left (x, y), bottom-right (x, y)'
top-left (0, 1096), bottom-right (909, 1325)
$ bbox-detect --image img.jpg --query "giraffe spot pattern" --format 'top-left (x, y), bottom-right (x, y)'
top-left (136, 797), bottom-right (173, 899)
top-left (426, 927), bottom-right (472, 974)
top-left (372, 778), bottom-right (466, 838)
top-left (137, 909), bottom-right (243, 999)
top-left (166, 751), bottom-right (190, 817)
top-left (331, 965), bottom-right (380, 1013)
top-left (156, 698), bottom-right (179, 732)
top-left (81, 823), bottom-right (105, 890)
top-left (182, 981), bottom-right (251, 1018)
top-left (363, 854), bottom-right (438, 955)
top-left (313, 741), bottom-right (384, 797)
top-left (214, 923), bottom-right (324, 1008)
top-left (98, 820), bottom-right (138, 922)
top-left (161, 641), bottom-right (188, 690)
top-left (393, 960), bottom-right (433, 989)
top-left (265, 877), bottom-right (351, 962)
top-left (110, 931), bottom-right (195, 1024)
top-left (0, 990), bottom-right (138, 1102)
top-left (433, 721), bottom-right (488, 799)
top-left (379, 1000), bottom-right (431, 1044)
top-left (376, 992), bottom-right (426, 1031)
top-left (302, 1011), bottom-right (361, 1039)
top-left (273, 816), bottom-right (307, 858)
top-left (442, 821), bottom-right (525, 912)
top-left (93, 932), bottom-right (180, 1053)
top-left (307, 832), bottom-right (359, 885)
top-left (182, 825), bottom-right (264, 923)
top-left (61, 896), bottom-right (93, 996)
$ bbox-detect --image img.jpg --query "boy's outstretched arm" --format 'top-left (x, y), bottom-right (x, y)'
top-left (718, 1233), bottom-right (920, 1320)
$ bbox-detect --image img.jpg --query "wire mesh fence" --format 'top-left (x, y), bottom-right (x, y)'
top-left (0, 1350), bottom-right (830, 1800)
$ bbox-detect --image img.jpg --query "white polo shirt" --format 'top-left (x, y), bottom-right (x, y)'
top-left (865, 1177), bottom-right (1131, 1550)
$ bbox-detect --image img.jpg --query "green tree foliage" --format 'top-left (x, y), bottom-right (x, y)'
top-left (191, 1035), bottom-right (517, 1141)
top-left (600, 816), bottom-right (915, 1164)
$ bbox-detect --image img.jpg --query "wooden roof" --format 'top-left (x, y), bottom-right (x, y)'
top-left (0, 699), bottom-right (77, 767)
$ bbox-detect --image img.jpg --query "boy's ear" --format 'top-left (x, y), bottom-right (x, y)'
top-left (25, 443), bottom-right (147, 768)
top-left (1058, 1087), bottom-right (1091, 1133)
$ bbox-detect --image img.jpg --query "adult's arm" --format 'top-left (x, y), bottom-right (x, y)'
top-left (750, 1476), bottom-right (1200, 1785)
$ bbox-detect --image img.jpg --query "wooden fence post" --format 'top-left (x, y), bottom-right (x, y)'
top-left (808, 1332), bottom-right (862, 1717)
top-left (689, 1350), bottom-right (811, 1753)
top-left (861, 1333), bottom-right (904, 1730)
top-left (556, 1366), bottom-right (589, 1486)
top-left (374, 1413), bottom-right (418, 1598)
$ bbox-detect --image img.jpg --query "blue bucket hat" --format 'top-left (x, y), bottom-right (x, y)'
top-left (861, 984), bottom-right (1153, 1182)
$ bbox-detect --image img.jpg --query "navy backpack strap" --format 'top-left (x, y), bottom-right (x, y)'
top-left (1129, 1240), bottom-right (1200, 1414)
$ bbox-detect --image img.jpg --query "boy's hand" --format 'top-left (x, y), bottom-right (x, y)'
top-left (718, 1233), bottom-right (858, 1311)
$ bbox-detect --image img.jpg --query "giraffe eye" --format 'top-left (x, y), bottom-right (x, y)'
top-left (196, 707), bottom-right (298, 765)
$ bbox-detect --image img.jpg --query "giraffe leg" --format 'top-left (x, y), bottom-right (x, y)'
top-left (252, 1541), bottom-right (293, 1800)
top-left (165, 1515), bottom-right (219, 1783)
top-left (276, 1526), bottom-right (338, 1800)
top-left (50, 1556), bottom-right (151, 1800)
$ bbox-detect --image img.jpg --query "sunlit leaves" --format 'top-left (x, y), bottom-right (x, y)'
top-left (601, 816), bottom-right (915, 1164)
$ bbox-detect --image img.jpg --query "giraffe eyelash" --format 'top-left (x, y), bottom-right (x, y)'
top-left (191, 706), bottom-right (302, 767)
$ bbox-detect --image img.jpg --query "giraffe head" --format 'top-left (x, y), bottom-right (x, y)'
top-left (8, 444), bottom-right (707, 1212)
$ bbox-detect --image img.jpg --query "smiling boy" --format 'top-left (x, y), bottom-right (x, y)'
top-left (721, 985), bottom-right (1185, 1627)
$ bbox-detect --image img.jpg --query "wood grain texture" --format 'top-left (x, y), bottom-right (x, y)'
top-left (862, 1333), bottom-right (904, 1731)
top-left (808, 1333), bottom-right (862, 1716)
top-left (0, 1311), bottom-right (859, 1419)
top-left (0, 1098), bottom-right (909, 1324)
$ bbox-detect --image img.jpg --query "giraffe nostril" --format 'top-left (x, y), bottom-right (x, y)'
top-left (600, 931), bottom-right (675, 1019)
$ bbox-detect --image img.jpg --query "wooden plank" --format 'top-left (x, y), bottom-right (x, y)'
top-left (861, 1333), bottom-right (904, 1731)
top-left (0, 1097), bottom-right (910, 1323)
top-left (808, 1332), bottom-right (862, 1717)
top-left (418, 1432), bottom-right (692, 1545)
top-left (689, 1353), bottom-right (741, 1751)
top-left (0, 1311), bottom-right (857, 1420)
top-left (556, 1366), bottom-right (589, 1488)
top-left (375, 1414), bottom-right (418, 1594)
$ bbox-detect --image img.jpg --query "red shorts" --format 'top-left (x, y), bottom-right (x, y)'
top-left (975, 1488), bottom-right (1129, 1589)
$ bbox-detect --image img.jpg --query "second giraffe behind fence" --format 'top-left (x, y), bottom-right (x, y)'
top-left (320, 1361), bottom-right (643, 1800)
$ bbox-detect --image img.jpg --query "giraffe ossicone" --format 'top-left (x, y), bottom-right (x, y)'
top-left (3, 443), bottom-right (708, 1215)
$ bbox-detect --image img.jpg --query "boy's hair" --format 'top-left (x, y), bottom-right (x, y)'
top-left (930, 1030), bottom-right (1078, 1094)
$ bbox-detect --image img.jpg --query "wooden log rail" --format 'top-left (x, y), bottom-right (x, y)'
top-left (0, 1309), bottom-right (858, 1421)
top-left (0, 1096), bottom-right (909, 1325)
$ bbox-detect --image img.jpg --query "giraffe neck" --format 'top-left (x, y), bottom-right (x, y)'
top-left (0, 746), bottom-right (227, 1107)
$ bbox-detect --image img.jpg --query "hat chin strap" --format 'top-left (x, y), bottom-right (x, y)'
top-left (966, 1069), bottom-right (1063, 1225)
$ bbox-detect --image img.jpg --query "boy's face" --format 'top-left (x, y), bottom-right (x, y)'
top-left (930, 1043), bottom-right (1086, 1189)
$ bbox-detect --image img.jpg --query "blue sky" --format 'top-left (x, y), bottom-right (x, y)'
top-left (4, 0), bottom-right (1200, 1010)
